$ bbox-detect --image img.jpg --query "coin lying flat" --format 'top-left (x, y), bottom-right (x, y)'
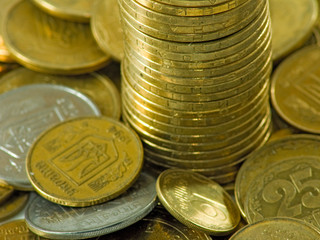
top-left (235, 134), bottom-right (320, 219)
top-left (98, 206), bottom-right (213, 240)
top-left (91, 0), bottom-right (124, 62)
top-left (0, 68), bottom-right (121, 119)
top-left (26, 117), bottom-right (144, 207)
top-left (156, 169), bottom-right (240, 236)
top-left (0, 191), bottom-right (29, 222)
top-left (2, 0), bottom-right (110, 75)
top-left (31, 0), bottom-right (94, 22)
top-left (0, 84), bottom-right (100, 189)
top-left (25, 172), bottom-right (157, 239)
top-left (230, 217), bottom-right (320, 239)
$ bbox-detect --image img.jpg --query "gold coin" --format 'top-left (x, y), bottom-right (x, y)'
top-left (91, 0), bottom-right (124, 62)
top-left (0, 68), bottom-right (121, 119)
top-left (271, 45), bottom-right (320, 134)
top-left (156, 169), bottom-right (240, 236)
top-left (31, 0), bottom-right (94, 22)
top-left (2, 0), bottom-right (110, 75)
top-left (135, 0), bottom-right (249, 16)
top-left (270, 0), bottom-right (318, 61)
top-left (0, 191), bottom-right (29, 221)
top-left (244, 156), bottom-right (320, 230)
top-left (119, 0), bottom-right (265, 42)
top-left (235, 134), bottom-right (320, 219)
top-left (0, 182), bottom-right (13, 205)
top-left (230, 217), bottom-right (320, 239)
top-left (26, 117), bottom-right (143, 207)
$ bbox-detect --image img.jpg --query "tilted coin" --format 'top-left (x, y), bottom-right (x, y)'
top-left (2, 0), bottom-right (110, 75)
top-left (156, 169), bottom-right (240, 236)
top-left (0, 191), bottom-right (29, 222)
top-left (0, 220), bottom-right (49, 239)
top-left (31, 0), bottom-right (94, 22)
top-left (235, 134), bottom-right (320, 219)
top-left (0, 68), bottom-right (121, 119)
top-left (271, 45), bottom-right (320, 134)
top-left (25, 172), bottom-right (157, 239)
top-left (98, 205), bottom-right (213, 240)
top-left (270, 0), bottom-right (318, 61)
top-left (230, 217), bottom-right (320, 240)
top-left (244, 157), bottom-right (320, 231)
top-left (91, 0), bottom-right (124, 62)
top-left (26, 117), bottom-right (144, 207)
top-left (0, 84), bottom-right (100, 189)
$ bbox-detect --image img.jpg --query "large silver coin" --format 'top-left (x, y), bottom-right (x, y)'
top-left (25, 172), bottom-right (157, 239)
top-left (0, 84), bottom-right (100, 189)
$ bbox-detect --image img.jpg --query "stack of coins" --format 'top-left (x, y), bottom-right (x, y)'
top-left (120, 0), bottom-right (273, 183)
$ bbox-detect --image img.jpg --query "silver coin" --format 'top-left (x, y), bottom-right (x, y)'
top-left (0, 84), bottom-right (100, 189)
top-left (25, 171), bottom-right (157, 239)
top-left (97, 205), bottom-right (213, 240)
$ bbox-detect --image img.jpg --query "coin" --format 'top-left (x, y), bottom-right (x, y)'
top-left (25, 172), bottom-right (157, 239)
top-left (91, 0), bottom-right (124, 62)
top-left (235, 134), bottom-right (320, 219)
top-left (156, 169), bottom-right (240, 236)
top-left (230, 217), bottom-right (320, 239)
top-left (0, 191), bottom-right (29, 222)
top-left (271, 45), bottom-right (320, 134)
top-left (2, 0), bottom-right (110, 75)
top-left (31, 0), bottom-right (94, 22)
top-left (270, 0), bottom-right (318, 61)
top-left (26, 117), bottom-right (144, 207)
top-left (0, 84), bottom-right (100, 189)
top-left (0, 68), bottom-right (121, 119)
top-left (244, 156), bottom-right (320, 230)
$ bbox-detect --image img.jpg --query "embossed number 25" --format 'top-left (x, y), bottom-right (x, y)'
top-left (262, 167), bottom-right (320, 217)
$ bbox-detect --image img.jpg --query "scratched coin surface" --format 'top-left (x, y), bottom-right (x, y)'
top-left (156, 169), bottom-right (240, 236)
top-left (2, 0), bottom-right (109, 75)
top-left (0, 68), bottom-right (121, 119)
top-left (91, 0), bottom-right (124, 62)
top-left (0, 84), bottom-right (100, 189)
top-left (25, 172), bottom-right (157, 239)
top-left (0, 191), bottom-right (29, 221)
top-left (31, 0), bottom-right (94, 22)
top-left (26, 117), bottom-right (144, 207)
top-left (99, 206), bottom-right (213, 240)
top-left (235, 134), bottom-right (320, 219)
top-left (271, 45), bottom-right (320, 133)
top-left (230, 217), bottom-right (320, 240)
top-left (244, 156), bottom-right (320, 231)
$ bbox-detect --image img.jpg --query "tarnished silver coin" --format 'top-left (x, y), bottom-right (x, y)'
top-left (25, 172), bottom-right (157, 239)
top-left (98, 205), bottom-right (213, 239)
top-left (0, 84), bottom-right (100, 189)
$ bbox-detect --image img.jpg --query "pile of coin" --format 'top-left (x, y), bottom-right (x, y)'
top-left (119, 0), bottom-right (273, 183)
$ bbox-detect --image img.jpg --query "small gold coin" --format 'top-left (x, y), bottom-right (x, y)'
top-left (270, 0), bottom-right (318, 61)
top-left (271, 45), bottom-right (320, 134)
top-left (230, 217), bottom-right (320, 239)
top-left (156, 169), bottom-right (240, 236)
top-left (31, 0), bottom-right (94, 22)
top-left (0, 191), bottom-right (29, 221)
top-left (0, 68), bottom-right (121, 119)
top-left (244, 156), bottom-right (320, 230)
top-left (0, 219), bottom-right (49, 239)
top-left (26, 117), bottom-right (144, 207)
top-left (91, 0), bottom-right (124, 62)
top-left (2, 0), bottom-right (110, 75)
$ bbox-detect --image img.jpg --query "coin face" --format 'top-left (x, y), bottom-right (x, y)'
top-left (0, 84), bottom-right (100, 189)
top-left (2, 0), bottom-right (110, 75)
top-left (26, 117), bottom-right (144, 207)
top-left (156, 169), bottom-right (240, 236)
top-left (230, 217), bottom-right (320, 240)
top-left (271, 45), bottom-right (320, 134)
top-left (0, 68), bottom-right (121, 119)
top-left (25, 172), bottom-right (157, 239)
top-left (245, 156), bottom-right (320, 231)
top-left (31, 0), bottom-right (94, 22)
